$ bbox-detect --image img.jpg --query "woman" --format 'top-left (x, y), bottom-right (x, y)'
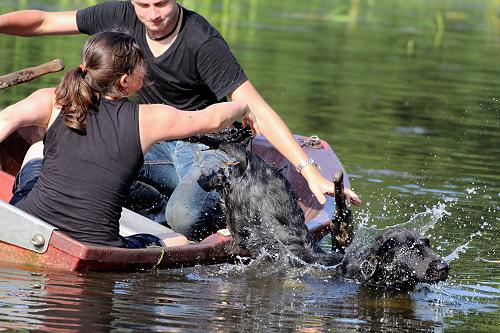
top-left (0, 31), bottom-right (253, 248)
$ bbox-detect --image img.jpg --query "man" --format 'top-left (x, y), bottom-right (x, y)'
top-left (0, 0), bottom-right (361, 240)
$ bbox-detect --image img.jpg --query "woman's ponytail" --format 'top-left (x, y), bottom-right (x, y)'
top-left (55, 66), bottom-right (99, 133)
top-left (54, 31), bottom-right (144, 134)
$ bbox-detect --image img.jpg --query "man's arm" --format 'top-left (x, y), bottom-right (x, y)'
top-left (0, 10), bottom-right (79, 36)
top-left (229, 81), bottom-right (361, 206)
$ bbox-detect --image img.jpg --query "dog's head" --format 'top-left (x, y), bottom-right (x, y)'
top-left (197, 143), bottom-right (249, 194)
top-left (356, 228), bottom-right (449, 290)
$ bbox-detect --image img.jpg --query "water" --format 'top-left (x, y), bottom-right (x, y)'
top-left (0, 0), bottom-right (499, 332)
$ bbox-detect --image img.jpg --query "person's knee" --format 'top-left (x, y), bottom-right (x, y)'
top-left (10, 158), bottom-right (43, 205)
top-left (165, 189), bottom-right (224, 241)
top-left (21, 141), bottom-right (44, 169)
top-left (125, 181), bottom-right (169, 224)
top-left (127, 181), bottom-right (164, 209)
top-left (143, 141), bottom-right (175, 161)
top-left (165, 200), bottom-right (196, 236)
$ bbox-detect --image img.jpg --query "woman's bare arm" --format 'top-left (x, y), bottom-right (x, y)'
top-left (230, 80), bottom-right (361, 205)
top-left (138, 100), bottom-right (251, 152)
top-left (0, 88), bottom-right (56, 142)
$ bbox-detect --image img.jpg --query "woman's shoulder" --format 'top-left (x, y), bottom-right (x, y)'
top-left (30, 87), bottom-right (58, 110)
top-left (100, 98), bottom-right (140, 121)
top-left (32, 87), bottom-right (56, 97)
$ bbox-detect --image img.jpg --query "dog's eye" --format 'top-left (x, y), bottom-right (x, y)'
top-left (415, 247), bottom-right (424, 257)
top-left (421, 238), bottom-right (430, 247)
top-left (408, 242), bottom-right (425, 257)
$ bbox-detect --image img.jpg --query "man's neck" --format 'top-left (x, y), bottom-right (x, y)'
top-left (146, 4), bottom-right (181, 41)
top-left (146, 6), bottom-right (183, 57)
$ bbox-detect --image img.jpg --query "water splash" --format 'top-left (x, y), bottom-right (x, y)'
top-left (212, 243), bottom-right (343, 280)
top-left (345, 201), bottom-right (454, 257)
top-left (401, 201), bottom-right (453, 233)
top-left (442, 221), bottom-right (491, 263)
top-left (443, 241), bottom-right (470, 263)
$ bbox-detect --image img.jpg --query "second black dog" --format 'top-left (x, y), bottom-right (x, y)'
top-left (198, 142), bottom-right (343, 266)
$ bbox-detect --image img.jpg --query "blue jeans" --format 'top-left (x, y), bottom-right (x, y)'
top-left (125, 141), bottom-right (228, 241)
top-left (9, 158), bottom-right (43, 206)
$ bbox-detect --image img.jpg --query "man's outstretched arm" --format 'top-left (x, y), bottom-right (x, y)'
top-left (230, 80), bottom-right (361, 206)
top-left (0, 10), bottom-right (79, 36)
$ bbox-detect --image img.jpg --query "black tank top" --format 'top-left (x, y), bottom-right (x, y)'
top-left (16, 98), bottom-right (143, 247)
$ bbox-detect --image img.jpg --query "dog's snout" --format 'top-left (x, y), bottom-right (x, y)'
top-left (435, 259), bottom-right (450, 272)
top-left (427, 259), bottom-right (450, 281)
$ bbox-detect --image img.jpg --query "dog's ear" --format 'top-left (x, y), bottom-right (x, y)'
top-left (219, 143), bottom-right (250, 170)
top-left (358, 231), bottom-right (398, 280)
top-left (360, 256), bottom-right (379, 280)
top-left (216, 168), bottom-right (231, 191)
top-left (374, 230), bottom-right (400, 254)
top-left (197, 170), bottom-right (226, 192)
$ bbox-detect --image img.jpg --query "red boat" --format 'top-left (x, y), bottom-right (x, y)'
top-left (0, 127), bottom-right (349, 271)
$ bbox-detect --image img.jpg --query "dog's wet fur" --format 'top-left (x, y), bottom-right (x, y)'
top-left (338, 228), bottom-right (449, 290)
top-left (198, 142), bottom-right (449, 290)
top-left (198, 143), bottom-right (343, 266)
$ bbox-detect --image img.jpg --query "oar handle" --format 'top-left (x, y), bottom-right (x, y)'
top-left (0, 58), bottom-right (65, 90)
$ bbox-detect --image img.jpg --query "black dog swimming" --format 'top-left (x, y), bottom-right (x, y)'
top-left (197, 141), bottom-right (449, 290)
top-left (338, 228), bottom-right (450, 290)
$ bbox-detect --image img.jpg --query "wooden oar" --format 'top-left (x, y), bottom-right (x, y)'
top-left (0, 59), bottom-right (64, 90)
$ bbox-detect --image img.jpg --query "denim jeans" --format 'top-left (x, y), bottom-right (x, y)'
top-left (9, 158), bottom-right (43, 206)
top-left (125, 140), bottom-right (229, 241)
top-left (121, 233), bottom-right (163, 249)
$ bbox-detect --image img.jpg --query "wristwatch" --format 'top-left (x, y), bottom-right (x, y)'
top-left (295, 158), bottom-right (317, 174)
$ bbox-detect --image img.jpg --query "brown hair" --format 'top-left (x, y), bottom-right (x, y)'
top-left (55, 31), bottom-right (145, 133)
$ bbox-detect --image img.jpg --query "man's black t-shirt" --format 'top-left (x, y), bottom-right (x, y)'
top-left (76, 1), bottom-right (247, 110)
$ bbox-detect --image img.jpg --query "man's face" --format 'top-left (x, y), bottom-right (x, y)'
top-left (131, 0), bottom-right (178, 34)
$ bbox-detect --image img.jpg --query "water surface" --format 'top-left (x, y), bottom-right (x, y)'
top-left (0, 0), bottom-right (498, 332)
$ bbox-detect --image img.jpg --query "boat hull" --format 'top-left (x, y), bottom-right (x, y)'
top-left (0, 127), bottom-right (346, 271)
